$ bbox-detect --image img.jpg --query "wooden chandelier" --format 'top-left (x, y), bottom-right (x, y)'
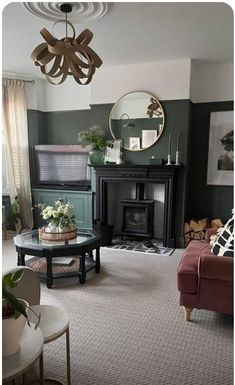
top-left (31, 4), bottom-right (102, 85)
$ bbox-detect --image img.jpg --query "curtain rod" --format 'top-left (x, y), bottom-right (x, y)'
top-left (3, 78), bottom-right (35, 84)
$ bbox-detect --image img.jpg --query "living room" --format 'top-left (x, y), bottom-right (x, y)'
top-left (2, 2), bottom-right (233, 385)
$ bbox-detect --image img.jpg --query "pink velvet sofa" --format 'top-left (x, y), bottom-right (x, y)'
top-left (177, 229), bottom-right (233, 321)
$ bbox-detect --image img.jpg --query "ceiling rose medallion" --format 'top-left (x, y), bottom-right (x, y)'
top-left (30, 3), bottom-right (104, 85)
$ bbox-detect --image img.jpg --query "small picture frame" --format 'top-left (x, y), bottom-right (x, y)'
top-left (129, 137), bottom-right (141, 150)
top-left (104, 139), bottom-right (123, 164)
top-left (142, 130), bottom-right (158, 148)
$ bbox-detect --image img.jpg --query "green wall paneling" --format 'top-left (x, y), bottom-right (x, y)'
top-left (42, 104), bottom-right (113, 144)
top-left (27, 100), bottom-right (192, 247)
top-left (27, 98), bottom-right (233, 245)
top-left (186, 101), bottom-right (233, 222)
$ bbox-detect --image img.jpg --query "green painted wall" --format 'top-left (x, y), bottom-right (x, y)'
top-left (42, 104), bottom-right (113, 144)
top-left (28, 100), bottom-right (190, 165)
top-left (27, 98), bottom-right (233, 244)
top-left (186, 101), bottom-right (233, 222)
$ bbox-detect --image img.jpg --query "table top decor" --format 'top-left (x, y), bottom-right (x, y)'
top-left (37, 198), bottom-right (77, 241)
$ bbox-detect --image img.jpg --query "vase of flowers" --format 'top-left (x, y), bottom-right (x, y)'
top-left (78, 125), bottom-right (113, 165)
top-left (37, 199), bottom-right (77, 241)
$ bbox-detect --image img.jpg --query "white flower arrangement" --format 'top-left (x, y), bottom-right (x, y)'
top-left (37, 199), bottom-right (76, 232)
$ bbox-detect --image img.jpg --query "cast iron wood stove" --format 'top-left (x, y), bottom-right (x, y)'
top-left (121, 199), bottom-right (154, 238)
top-left (120, 182), bottom-right (154, 238)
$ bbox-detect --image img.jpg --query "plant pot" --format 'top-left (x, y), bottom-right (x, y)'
top-left (2, 299), bottom-right (27, 357)
top-left (93, 220), bottom-right (114, 246)
top-left (89, 148), bottom-right (105, 165)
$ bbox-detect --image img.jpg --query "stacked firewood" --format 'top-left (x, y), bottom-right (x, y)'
top-left (184, 218), bottom-right (223, 247)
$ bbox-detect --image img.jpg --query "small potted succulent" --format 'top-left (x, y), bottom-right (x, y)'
top-left (78, 125), bottom-right (113, 165)
top-left (2, 269), bottom-right (41, 357)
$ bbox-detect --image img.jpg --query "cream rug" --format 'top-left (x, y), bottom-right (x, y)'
top-left (2, 239), bottom-right (233, 385)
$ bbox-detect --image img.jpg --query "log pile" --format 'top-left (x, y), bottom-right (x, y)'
top-left (184, 218), bottom-right (223, 247)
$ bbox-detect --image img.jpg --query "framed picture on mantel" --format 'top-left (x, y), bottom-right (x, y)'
top-left (129, 137), bottom-right (141, 150)
top-left (207, 111), bottom-right (233, 186)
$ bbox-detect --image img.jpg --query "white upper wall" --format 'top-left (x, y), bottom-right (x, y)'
top-left (190, 61), bottom-right (233, 103)
top-left (40, 77), bottom-right (91, 111)
top-left (5, 59), bottom-right (232, 111)
top-left (90, 59), bottom-right (192, 104)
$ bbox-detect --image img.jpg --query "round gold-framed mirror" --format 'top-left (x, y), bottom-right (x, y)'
top-left (109, 91), bottom-right (165, 151)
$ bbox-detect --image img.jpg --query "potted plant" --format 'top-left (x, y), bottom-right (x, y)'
top-left (78, 125), bottom-right (113, 165)
top-left (37, 198), bottom-right (77, 241)
top-left (2, 269), bottom-right (41, 357)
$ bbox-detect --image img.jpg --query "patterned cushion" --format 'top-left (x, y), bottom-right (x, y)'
top-left (210, 226), bottom-right (225, 246)
top-left (212, 216), bottom-right (234, 257)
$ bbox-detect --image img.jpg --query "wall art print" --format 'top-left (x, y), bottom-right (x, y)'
top-left (207, 111), bottom-right (233, 186)
top-left (129, 137), bottom-right (141, 150)
top-left (104, 139), bottom-right (123, 164)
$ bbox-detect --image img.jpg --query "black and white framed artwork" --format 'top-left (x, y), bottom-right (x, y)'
top-left (207, 111), bottom-right (233, 186)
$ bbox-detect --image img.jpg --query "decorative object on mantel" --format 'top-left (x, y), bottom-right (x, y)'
top-left (175, 131), bottom-right (180, 165)
top-left (184, 217), bottom-right (224, 246)
top-left (104, 139), bottom-right (123, 164)
top-left (166, 134), bottom-right (172, 165)
top-left (149, 157), bottom-right (165, 165)
top-left (79, 125), bottom-right (113, 165)
top-left (37, 199), bottom-right (77, 241)
top-left (30, 3), bottom-right (103, 85)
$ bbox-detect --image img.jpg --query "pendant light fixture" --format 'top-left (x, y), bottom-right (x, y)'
top-left (31, 3), bottom-right (103, 85)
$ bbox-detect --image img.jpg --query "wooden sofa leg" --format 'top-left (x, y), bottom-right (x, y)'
top-left (183, 306), bottom-right (192, 321)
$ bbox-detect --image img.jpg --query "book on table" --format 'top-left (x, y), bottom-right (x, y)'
top-left (52, 257), bottom-right (74, 266)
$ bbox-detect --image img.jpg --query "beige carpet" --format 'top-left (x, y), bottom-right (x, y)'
top-left (2, 239), bottom-right (233, 385)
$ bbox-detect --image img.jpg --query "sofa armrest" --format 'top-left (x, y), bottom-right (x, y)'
top-left (198, 254), bottom-right (233, 282)
top-left (205, 228), bottom-right (218, 243)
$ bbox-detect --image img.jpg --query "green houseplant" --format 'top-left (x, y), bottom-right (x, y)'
top-left (2, 269), bottom-right (41, 356)
top-left (78, 125), bottom-right (113, 165)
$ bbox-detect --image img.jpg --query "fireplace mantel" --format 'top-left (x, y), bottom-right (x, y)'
top-left (93, 164), bottom-right (182, 247)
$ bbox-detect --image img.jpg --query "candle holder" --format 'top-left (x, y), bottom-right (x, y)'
top-left (166, 133), bottom-right (172, 165)
top-left (166, 154), bottom-right (172, 165)
top-left (175, 151), bottom-right (180, 165)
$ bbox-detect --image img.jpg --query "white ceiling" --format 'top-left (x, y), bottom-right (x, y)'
top-left (2, 2), bottom-right (233, 79)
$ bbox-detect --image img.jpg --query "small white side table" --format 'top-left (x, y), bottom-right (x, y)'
top-left (2, 325), bottom-right (44, 384)
top-left (31, 305), bottom-right (71, 385)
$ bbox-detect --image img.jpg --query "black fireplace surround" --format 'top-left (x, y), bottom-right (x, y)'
top-left (93, 164), bottom-right (182, 248)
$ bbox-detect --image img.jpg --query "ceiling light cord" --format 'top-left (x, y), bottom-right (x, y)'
top-left (65, 12), bottom-right (68, 40)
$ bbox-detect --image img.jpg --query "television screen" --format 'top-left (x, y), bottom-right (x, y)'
top-left (33, 145), bottom-right (91, 190)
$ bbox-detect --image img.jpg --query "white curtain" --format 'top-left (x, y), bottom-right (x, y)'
top-left (2, 79), bottom-right (33, 230)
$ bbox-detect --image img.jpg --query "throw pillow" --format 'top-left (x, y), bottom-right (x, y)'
top-left (212, 216), bottom-right (234, 257)
top-left (209, 226), bottom-right (225, 246)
